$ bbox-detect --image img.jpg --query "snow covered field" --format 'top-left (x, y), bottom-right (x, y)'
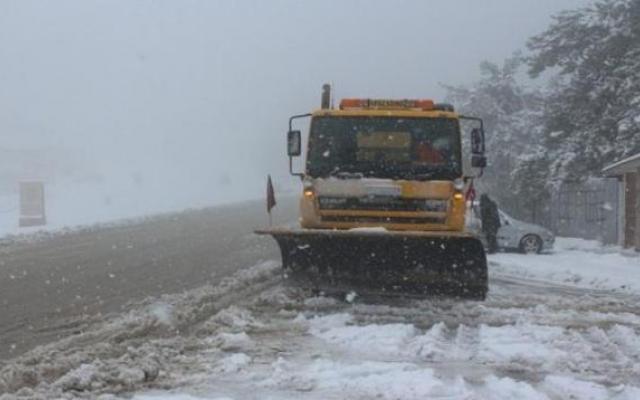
top-left (1, 239), bottom-right (638, 400)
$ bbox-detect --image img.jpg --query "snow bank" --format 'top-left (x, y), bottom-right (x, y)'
top-left (134, 395), bottom-right (228, 400)
top-left (264, 358), bottom-right (472, 399)
top-left (490, 237), bottom-right (640, 293)
top-left (300, 309), bottom-right (640, 390)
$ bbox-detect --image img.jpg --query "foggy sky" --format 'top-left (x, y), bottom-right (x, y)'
top-left (0, 0), bottom-right (590, 205)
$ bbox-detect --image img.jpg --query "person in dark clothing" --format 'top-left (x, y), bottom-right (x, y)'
top-left (479, 194), bottom-right (501, 254)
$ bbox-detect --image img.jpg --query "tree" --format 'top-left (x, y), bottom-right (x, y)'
top-left (527, 0), bottom-right (640, 183)
top-left (509, 147), bottom-right (551, 222)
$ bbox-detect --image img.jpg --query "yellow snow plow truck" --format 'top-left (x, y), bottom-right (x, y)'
top-left (257, 85), bottom-right (489, 300)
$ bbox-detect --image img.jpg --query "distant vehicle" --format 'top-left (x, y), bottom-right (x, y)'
top-left (467, 204), bottom-right (555, 254)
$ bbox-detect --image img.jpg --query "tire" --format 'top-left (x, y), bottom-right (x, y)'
top-left (519, 234), bottom-right (542, 254)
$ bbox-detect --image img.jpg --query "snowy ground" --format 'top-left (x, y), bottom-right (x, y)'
top-left (1, 240), bottom-right (639, 399)
top-left (0, 174), bottom-right (279, 239)
top-left (491, 237), bottom-right (640, 294)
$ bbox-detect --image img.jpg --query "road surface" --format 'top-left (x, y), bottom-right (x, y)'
top-left (0, 197), bottom-right (295, 360)
top-left (0, 199), bottom-right (639, 399)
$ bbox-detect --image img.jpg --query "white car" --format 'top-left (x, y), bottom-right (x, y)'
top-left (467, 205), bottom-right (555, 254)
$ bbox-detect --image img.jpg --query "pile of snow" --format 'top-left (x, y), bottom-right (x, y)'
top-left (263, 357), bottom-right (472, 399)
top-left (303, 312), bottom-right (639, 380)
top-left (130, 310), bottom-right (640, 400)
top-left (490, 237), bottom-right (640, 294)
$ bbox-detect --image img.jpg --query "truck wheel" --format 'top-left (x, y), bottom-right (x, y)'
top-left (519, 234), bottom-right (542, 254)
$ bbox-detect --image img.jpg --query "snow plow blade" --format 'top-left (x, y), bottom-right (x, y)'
top-left (256, 228), bottom-right (488, 300)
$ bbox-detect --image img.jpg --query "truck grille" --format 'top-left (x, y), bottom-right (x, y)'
top-left (318, 196), bottom-right (447, 212)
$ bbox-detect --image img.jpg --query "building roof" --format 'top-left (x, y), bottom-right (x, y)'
top-left (602, 152), bottom-right (640, 176)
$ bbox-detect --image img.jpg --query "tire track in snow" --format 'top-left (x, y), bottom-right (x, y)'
top-left (1, 257), bottom-right (639, 398)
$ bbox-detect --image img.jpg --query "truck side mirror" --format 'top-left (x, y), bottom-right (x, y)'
top-left (471, 128), bottom-right (485, 155)
top-left (472, 154), bottom-right (487, 168)
top-left (287, 130), bottom-right (301, 157)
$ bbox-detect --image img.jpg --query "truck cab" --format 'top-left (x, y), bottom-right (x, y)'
top-left (287, 98), bottom-right (486, 233)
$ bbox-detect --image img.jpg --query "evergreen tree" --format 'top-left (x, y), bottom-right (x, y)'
top-left (444, 0), bottom-right (640, 222)
top-left (527, 0), bottom-right (640, 183)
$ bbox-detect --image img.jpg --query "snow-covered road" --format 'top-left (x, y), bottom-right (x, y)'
top-left (1, 238), bottom-right (638, 400)
top-left (0, 198), bottom-right (295, 360)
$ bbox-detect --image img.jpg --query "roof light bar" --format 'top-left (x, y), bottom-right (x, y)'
top-left (339, 98), bottom-right (435, 111)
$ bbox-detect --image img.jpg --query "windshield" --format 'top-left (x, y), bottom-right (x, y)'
top-left (306, 116), bottom-right (461, 180)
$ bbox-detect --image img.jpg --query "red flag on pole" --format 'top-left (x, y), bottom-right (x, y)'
top-left (266, 175), bottom-right (277, 213)
top-left (465, 179), bottom-right (476, 204)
